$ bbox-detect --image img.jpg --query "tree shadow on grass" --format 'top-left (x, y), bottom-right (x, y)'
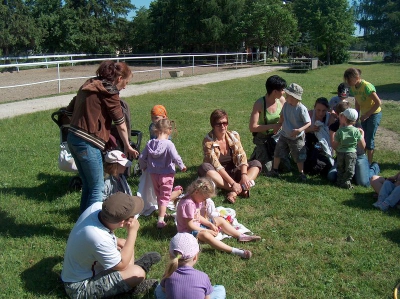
top-left (20, 256), bottom-right (65, 298)
top-left (0, 172), bottom-right (78, 202)
top-left (382, 228), bottom-right (400, 246)
top-left (0, 208), bottom-right (71, 239)
top-left (342, 191), bottom-right (378, 211)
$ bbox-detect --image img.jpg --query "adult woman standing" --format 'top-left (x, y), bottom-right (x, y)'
top-left (344, 68), bottom-right (382, 164)
top-left (198, 109), bottom-right (261, 204)
top-left (66, 60), bottom-right (138, 213)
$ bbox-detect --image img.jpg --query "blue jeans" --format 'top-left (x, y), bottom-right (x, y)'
top-left (361, 111), bottom-right (382, 150)
top-left (326, 154), bottom-right (380, 186)
top-left (67, 133), bottom-right (104, 214)
top-left (155, 284), bottom-right (226, 299)
top-left (378, 180), bottom-right (400, 207)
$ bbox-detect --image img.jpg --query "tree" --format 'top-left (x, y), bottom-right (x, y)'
top-left (0, 0), bottom-right (42, 55)
top-left (355, 0), bottom-right (400, 59)
top-left (239, 0), bottom-right (299, 61)
top-left (293, 0), bottom-right (355, 64)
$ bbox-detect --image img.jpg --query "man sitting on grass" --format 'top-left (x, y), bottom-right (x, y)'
top-left (61, 192), bottom-right (161, 298)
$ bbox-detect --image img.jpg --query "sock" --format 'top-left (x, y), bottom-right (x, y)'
top-left (158, 216), bottom-right (164, 223)
top-left (231, 247), bottom-right (245, 257)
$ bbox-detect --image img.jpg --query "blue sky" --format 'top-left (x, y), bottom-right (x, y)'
top-left (128, 0), bottom-right (151, 19)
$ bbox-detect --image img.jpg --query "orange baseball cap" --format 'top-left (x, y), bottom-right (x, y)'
top-left (151, 105), bottom-right (168, 117)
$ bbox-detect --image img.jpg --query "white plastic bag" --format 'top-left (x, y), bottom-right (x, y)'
top-left (137, 170), bottom-right (158, 216)
top-left (58, 142), bottom-right (78, 172)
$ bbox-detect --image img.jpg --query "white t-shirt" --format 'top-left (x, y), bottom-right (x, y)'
top-left (61, 202), bottom-right (121, 282)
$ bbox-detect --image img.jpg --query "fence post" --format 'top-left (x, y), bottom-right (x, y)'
top-left (192, 55), bottom-right (194, 76)
top-left (160, 56), bottom-right (163, 79)
top-left (57, 63), bottom-right (61, 93)
top-left (16, 59), bottom-right (20, 72)
top-left (217, 55), bottom-right (219, 71)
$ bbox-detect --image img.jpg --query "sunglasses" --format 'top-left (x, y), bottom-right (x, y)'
top-left (214, 121), bottom-right (228, 127)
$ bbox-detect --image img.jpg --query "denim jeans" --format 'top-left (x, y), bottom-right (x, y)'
top-left (327, 154), bottom-right (380, 186)
top-left (378, 180), bottom-right (400, 207)
top-left (155, 284), bottom-right (226, 299)
top-left (361, 111), bottom-right (382, 150)
top-left (67, 133), bottom-right (104, 213)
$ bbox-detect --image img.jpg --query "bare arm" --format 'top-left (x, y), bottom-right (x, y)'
top-left (116, 122), bottom-right (139, 159)
top-left (360, 92), bottom-right (381, 122)
top-left (112, 218), bottom-right (140, 271)
top-left (249, 97), bottom-right (282, 133)
top-left (357, 128), bottom-right (366, 149)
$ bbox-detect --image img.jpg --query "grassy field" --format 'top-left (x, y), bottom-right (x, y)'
top-left (0, 62), bottom-right (399, 298)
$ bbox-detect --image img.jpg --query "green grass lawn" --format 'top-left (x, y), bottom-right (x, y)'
top-left (0, 62), bottom-right (399, 298)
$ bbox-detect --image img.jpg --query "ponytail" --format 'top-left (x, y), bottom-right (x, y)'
top-left (162, 253), bottom-right (181, 279)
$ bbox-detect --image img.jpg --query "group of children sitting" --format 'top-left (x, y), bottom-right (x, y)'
top-left (267, 82), bottom-right (365, 190)
top-left (100, 105), bottom-right (262, 298)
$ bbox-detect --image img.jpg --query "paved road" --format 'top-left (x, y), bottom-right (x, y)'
top-left (0, 65), bottom-right (287, 119)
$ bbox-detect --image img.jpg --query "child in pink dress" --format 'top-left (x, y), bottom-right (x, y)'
top-left (176, 177), bottom-right (261, 259)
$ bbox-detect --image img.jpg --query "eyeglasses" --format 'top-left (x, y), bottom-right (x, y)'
top-left (214, 121), bottom-right (228, 127)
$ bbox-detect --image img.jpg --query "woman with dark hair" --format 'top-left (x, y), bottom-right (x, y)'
top-left (66, 60), bottom-right (138, 213)
top-left (198, 109), bottom-right (261, 204)
top-left (304, 97), bottom-right (336, 176)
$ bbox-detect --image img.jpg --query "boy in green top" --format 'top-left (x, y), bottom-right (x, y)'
top-left (332, 108), bottom-right (366, 189)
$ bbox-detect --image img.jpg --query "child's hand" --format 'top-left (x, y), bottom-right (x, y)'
top-left (210, 223), bottom-right (219, 232)
top-left (182, 167), bottom-right (187, 172)
top-left (290, 129), bottom-right (300, 137)
top-left (207, 229), bottom-right (218, 237)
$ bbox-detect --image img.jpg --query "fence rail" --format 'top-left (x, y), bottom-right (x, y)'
top-left (0, 52), bottom-right (266, 96)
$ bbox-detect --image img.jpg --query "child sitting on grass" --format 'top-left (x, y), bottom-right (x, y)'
top-left (139, 119), bottom-right (186, 229)
top-left (176, 177), bottom-right (260, 259)
top-left (155, 232), bottom-right (226, 299)
top-left (102, 150), bottom-right (132, 200)
top-left (268, 83), bottom-right (311, 182)
top-left (331, 108), bottom-right (365, 189)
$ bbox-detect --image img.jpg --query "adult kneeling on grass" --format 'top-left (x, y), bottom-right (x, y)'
top-left (61, 192), bottom-right (161, 298)
top-left (198, 109), bottom-right (261, 204)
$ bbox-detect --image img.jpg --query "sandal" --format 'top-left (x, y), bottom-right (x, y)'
top-left (240, 190), bottom-right (250, 198)
top-left (226, 192), bottom-right (237, 204)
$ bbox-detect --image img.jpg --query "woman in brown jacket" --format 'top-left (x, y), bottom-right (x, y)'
top-left (66, 60), bottom-right (138, 214)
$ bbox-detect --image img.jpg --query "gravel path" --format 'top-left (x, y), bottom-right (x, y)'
top-left (0, 65), bottom-right (287, 119)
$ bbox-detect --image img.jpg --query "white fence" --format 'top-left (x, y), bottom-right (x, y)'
top-left (0, 52), bottom-right (266, 95)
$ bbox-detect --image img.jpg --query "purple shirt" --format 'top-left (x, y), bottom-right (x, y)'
top-left (161, 266), bottom-right (213, 299)
top-left (139, 139), bottom-right (185, 174)
top-left (176, 198), bottom-right (202, 233)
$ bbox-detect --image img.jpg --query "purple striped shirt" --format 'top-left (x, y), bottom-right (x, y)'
top-left (161, 266), bottom-right (213, 299)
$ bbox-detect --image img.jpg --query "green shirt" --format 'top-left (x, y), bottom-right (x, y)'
top-left (334, 125), bottom-right (362, 153)
top-left (257, 97), bottom-right (282, 135)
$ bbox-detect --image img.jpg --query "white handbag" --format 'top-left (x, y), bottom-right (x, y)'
top-left (58, 142), bottom-right (78, 172)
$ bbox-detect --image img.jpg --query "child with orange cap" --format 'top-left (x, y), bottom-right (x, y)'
top-left (150, 105), bottom-right (168, 140)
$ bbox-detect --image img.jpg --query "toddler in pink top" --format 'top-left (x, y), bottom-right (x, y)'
top-left (176, 177), bottom-right (261, 259)
top-left (139, 119), bottom-right (186, 229)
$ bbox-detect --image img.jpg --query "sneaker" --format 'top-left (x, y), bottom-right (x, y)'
top-left (373, 201), bottom-right (389, 211)
top-left (241, 249), bottom-right (252, 259)
top-left (238, 234), bottom-right (261, 242)
top-left (131, 279), bottom-right (158, 296)
top-left (135, 252), bottom-right (162, 273)
top-left (339, 181), bottom-right (353, 189)
top-left (299, 173), bottom-right (307, 182)
top-left (157, 221), bottom-right (167, 229)
top-left (266, 169), bottom-right (280, 178)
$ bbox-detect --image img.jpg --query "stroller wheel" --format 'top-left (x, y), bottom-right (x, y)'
top-left (69, 177), bottom-right (82, 191)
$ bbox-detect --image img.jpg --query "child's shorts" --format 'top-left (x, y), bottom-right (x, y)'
top-left (274, 135), bottom-right (307, 163)
top-left (191, 224), bottom-right (210, 238)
